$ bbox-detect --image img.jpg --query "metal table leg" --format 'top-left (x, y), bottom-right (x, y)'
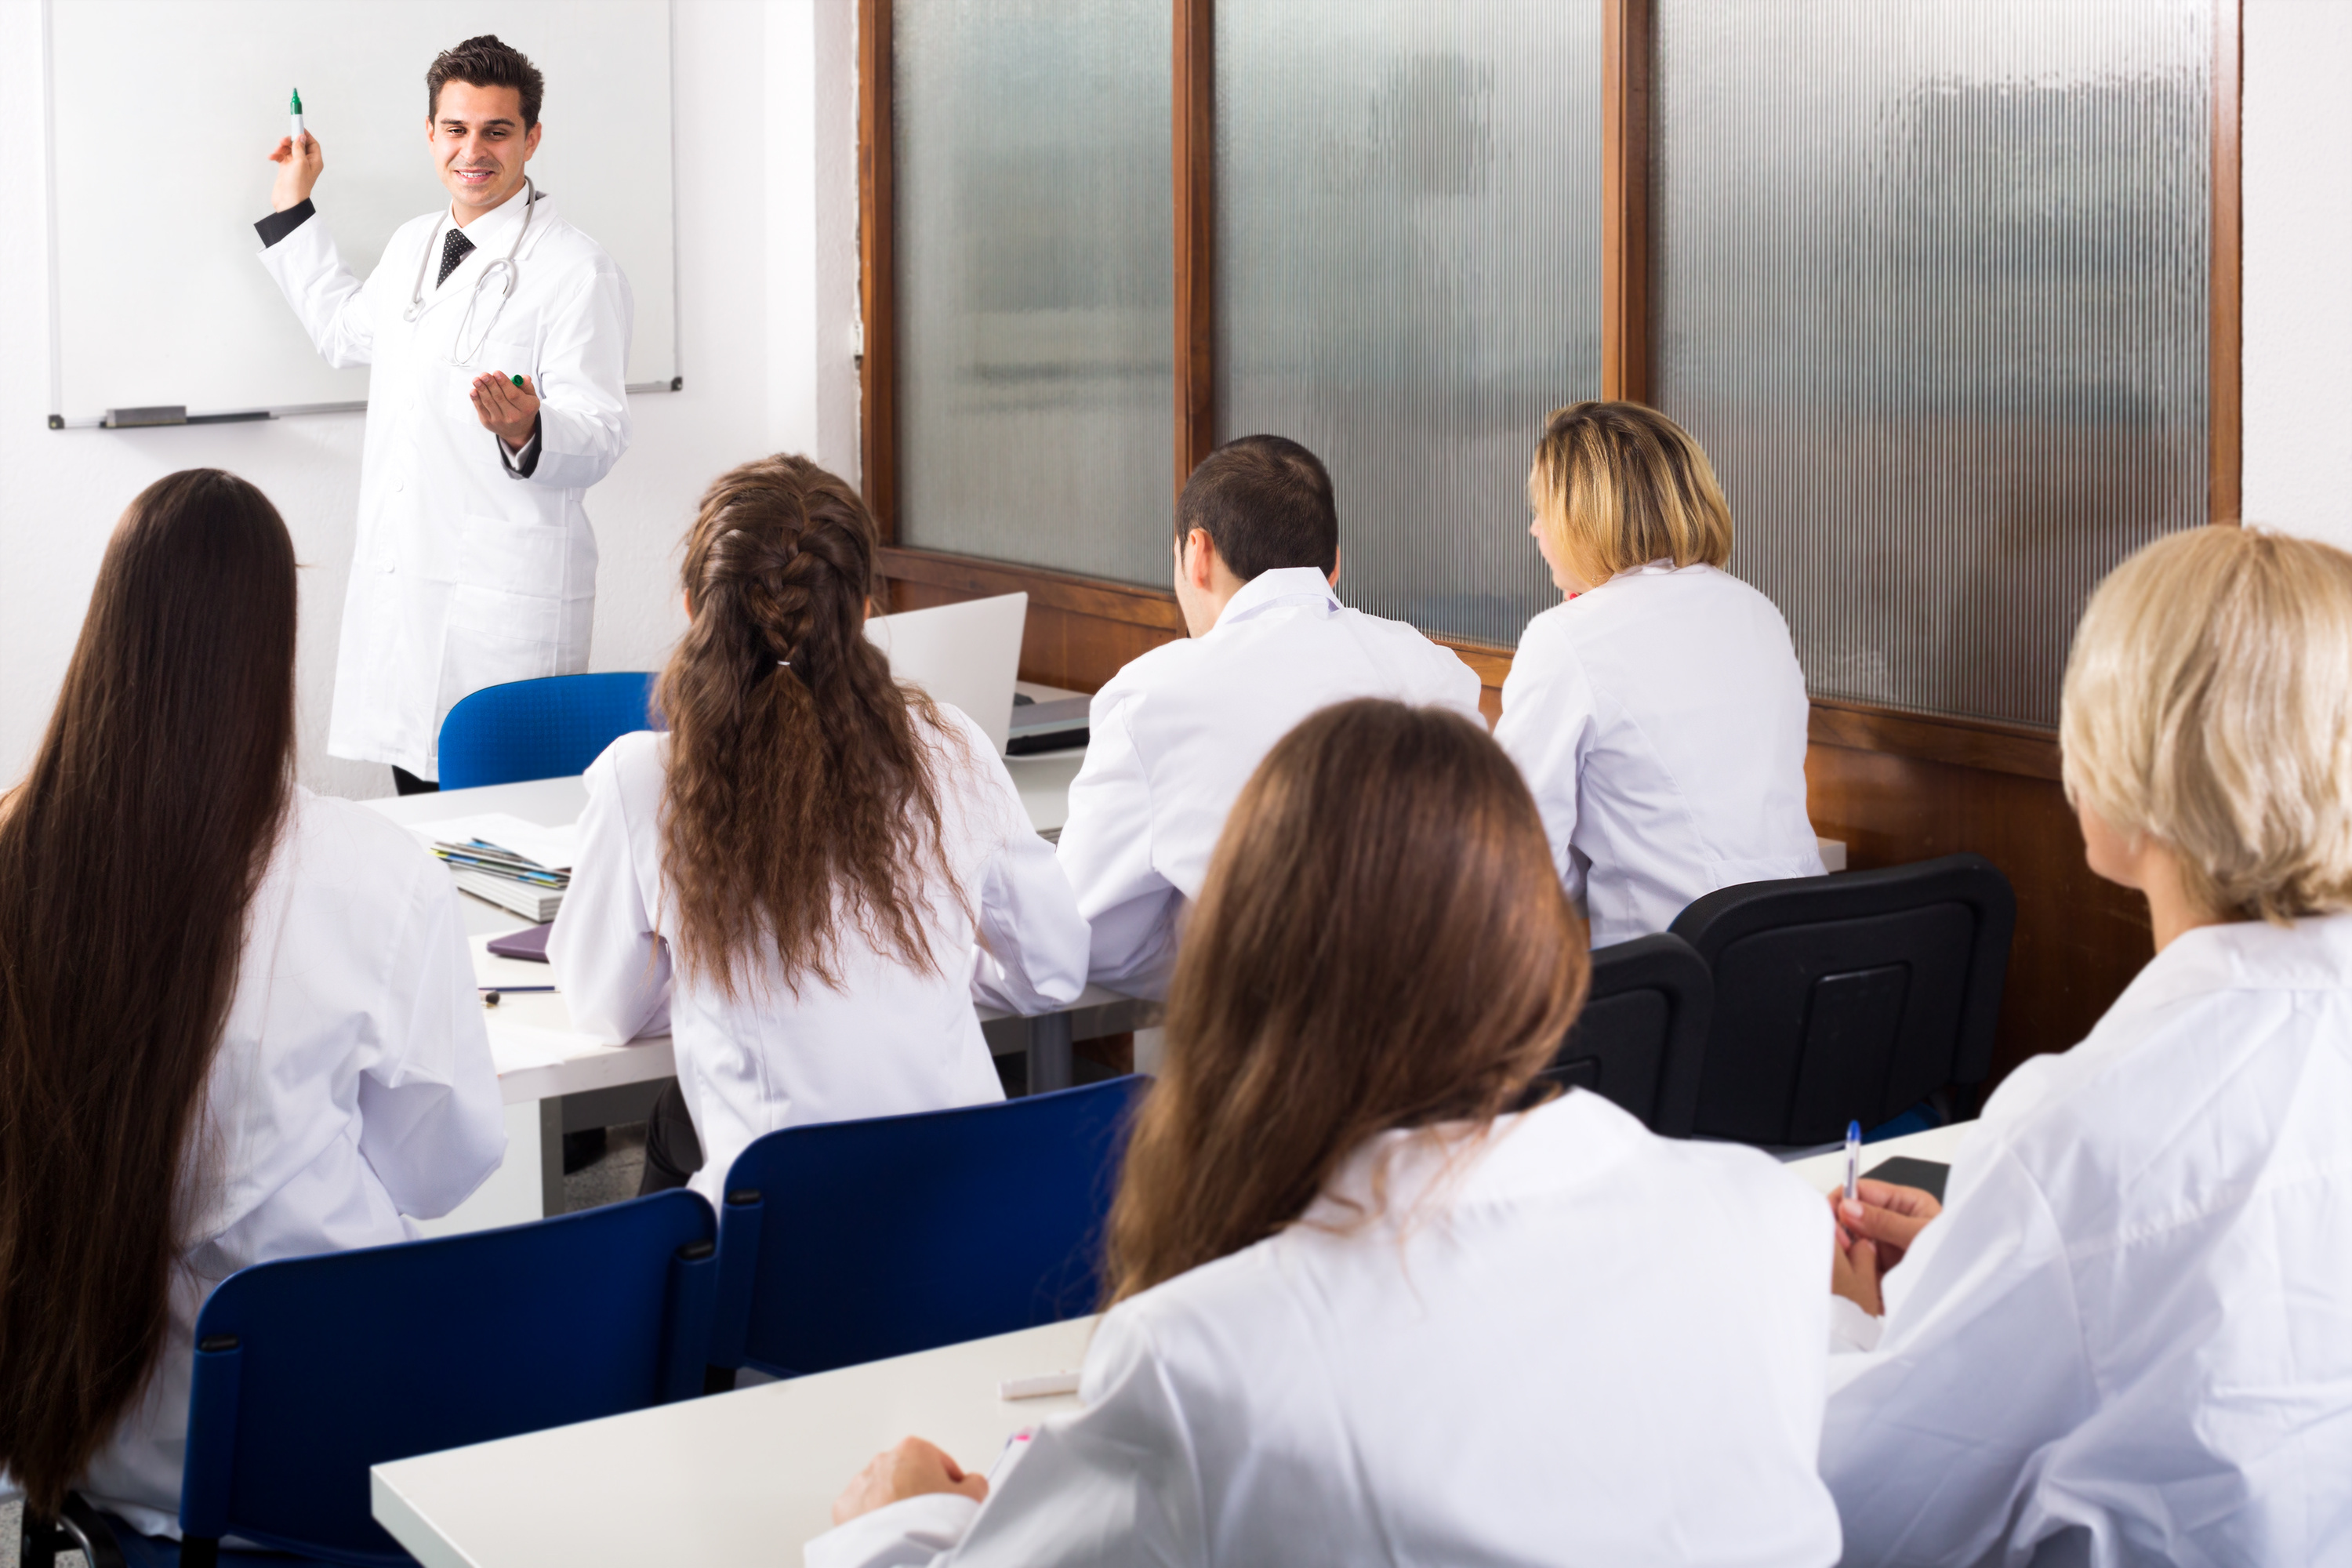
top-left (1029, 1011), bottom-right (1074, 1094)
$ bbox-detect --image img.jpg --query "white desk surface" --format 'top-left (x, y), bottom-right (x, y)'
top-left (373, 1316), bottom-right (1095, 1568)
top-left (373, 1121), bottom-right (1968, 1567)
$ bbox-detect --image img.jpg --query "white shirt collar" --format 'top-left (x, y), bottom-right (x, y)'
top-left (430, 182), bottom-right (535, 291)
top-left (1210, 565), bottom-right (1342, 633)
top-left (2105, 911), bottom-right (2352, 1021)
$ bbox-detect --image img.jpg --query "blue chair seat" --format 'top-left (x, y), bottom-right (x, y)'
top-left (709, 1076), bottom-right (1149, 1385)
top-left (435, 672), bottom-right (659, 789)
top-left (28, 1192), bottom-right (716, 1568)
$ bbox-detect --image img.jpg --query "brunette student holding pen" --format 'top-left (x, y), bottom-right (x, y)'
top-left (256, 36), bottom-right (633, 795)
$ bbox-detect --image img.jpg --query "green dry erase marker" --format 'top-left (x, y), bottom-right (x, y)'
top-left (510, 374), bottom-right (525, 387)
top-left (289, 89), bottom-right (303, 142)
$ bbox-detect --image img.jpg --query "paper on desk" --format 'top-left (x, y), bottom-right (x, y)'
top-left (484, 1016), bottom-right (603, 1073)
top-left (471, 933), bottom-right (559, 991)
top-left (404, 812), bottom-right (580, 872)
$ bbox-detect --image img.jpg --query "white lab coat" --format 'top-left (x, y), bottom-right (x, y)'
top-left (2, 789), bottom-right (506, 1535)
top-left (1055, 567), bottom-right (1483, 996)
top-left (257, 190), bottom-right (634, 779)
top-left (1820, 914), bottom-right (2352, 1566)
top-left (1494, 562), bottom-right (1823, 948)
top-left (548, 709), bottom-right (1091, 1205)
top-left (807, 1091), bottom-right (1846, 1568)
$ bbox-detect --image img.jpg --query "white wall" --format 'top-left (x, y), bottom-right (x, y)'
top-left (2243, 0), bottom-right (2352, 548)
top-left (0, 0), bottom-right (860, 795)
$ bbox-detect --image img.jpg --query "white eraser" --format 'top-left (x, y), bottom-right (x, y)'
top-left (998, 1370), bottom-right (1082, 1401)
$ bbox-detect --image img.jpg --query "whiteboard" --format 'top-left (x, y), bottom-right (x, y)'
top-left (44, 0), bottom-right (676, 426)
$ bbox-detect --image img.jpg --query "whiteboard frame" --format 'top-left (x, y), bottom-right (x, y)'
top-left (39, 0), bottom-right (684, 431)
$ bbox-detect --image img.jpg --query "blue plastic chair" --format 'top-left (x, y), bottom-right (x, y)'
top-left (435, 671), bottom-right (659, 789)
top-left (708, 1076), bottom-right (1149, 1385)
top-left (45, 1192), bottom-right (716, 1568)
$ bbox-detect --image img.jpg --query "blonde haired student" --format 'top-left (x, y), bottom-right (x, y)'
top-left (811, 701), bottom-right (1842, 1568)
top-left (1494, 401), bottom-right (1821, 945)
top-left (550, 456), bottom-right (1088, 1203)
top-left (1820, 525), bottom-right (2352, 1566)
top-left (0, 472), bottom-right (503, 1533)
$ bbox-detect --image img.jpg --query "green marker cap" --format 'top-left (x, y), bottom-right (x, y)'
top-left (290, 88), bottom-right (302, 113)
top-left (510, 374), bottom-right (525, 387)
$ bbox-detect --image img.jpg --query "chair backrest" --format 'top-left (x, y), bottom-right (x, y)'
top-left (435, 672), bottom-right (658, 789)
top-left (709, 1076), bottom-right (1149, 1381)
top-left (180, 1191), bottom-right (715, 1566)
top-left (1669, 852), bottom-right (2016, 1146)
top-left (1531, 933), bottom-right (1711, 1137)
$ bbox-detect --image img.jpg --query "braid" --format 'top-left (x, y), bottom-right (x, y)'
top-left (658, 455), bottom-right (966, 996)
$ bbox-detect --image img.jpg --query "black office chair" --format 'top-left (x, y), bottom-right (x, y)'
top-left (1530, 933), bottom-right (1711, 1137)
top-left (1669, 852), bottom-right (2016, 1148)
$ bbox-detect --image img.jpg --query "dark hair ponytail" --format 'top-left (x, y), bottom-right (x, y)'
top-left (0, 470), bottom-right (297, 1516)
top-left (657, 454), bottom-right (964, 996)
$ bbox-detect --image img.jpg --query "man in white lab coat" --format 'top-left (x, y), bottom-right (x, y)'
top-left (1056, 436), bottom-right (1483, 996)
top-left (256, 34), bottom-right (633, 793)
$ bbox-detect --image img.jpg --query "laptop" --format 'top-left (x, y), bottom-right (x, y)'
top-left (864, 592), bottom-right (1029, 756)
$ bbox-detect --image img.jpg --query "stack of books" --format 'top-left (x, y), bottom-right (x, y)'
top-left (430, 837), bottom-right (568, 922)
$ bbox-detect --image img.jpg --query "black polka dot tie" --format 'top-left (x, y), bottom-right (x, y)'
top-left (436, 227), bottom-right (476, 288)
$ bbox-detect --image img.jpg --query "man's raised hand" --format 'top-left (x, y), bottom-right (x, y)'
top-left (268, 132), bottom-right (322, 213)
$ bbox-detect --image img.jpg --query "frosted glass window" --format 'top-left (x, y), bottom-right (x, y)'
top-left (1214, 2), bottom-right (1605, 647)
top-left (893, 0), bottom-right (1174, 586)
top-left (1653, 0), bottom-right (2212, 728)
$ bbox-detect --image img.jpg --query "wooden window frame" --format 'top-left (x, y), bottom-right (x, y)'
top-left (855, 0), bottom-right (2243, 768)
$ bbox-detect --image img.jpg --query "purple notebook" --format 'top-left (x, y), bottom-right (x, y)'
top-left (486, 922), bottom-right (553, 963)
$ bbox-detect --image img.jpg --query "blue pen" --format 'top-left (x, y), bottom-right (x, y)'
top-left (1843, 1119), bottom-right (1862, 1206)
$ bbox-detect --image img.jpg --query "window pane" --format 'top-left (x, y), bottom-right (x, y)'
top-left (1653, 0), bottom-right (2212, 728)
top-left (1214, 2), bottom-right (1606, 647)
top-left (893, 0), bottom-right (1174, 586)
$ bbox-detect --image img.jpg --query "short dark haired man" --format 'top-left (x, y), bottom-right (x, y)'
top-left (252, 35), bottom-right (633, 795)
top-left (1056, 435), bottom-right (1483, 997)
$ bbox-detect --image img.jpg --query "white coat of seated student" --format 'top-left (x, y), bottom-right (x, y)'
top-left (811, 700), bottom-right (1844, 1568)
top-left (1818, 525), bottom-right (2352, 1566)
top-left (549, 455), bottom-right (1090, 1205)
top-left (1494, 401), bottom-right (1822, 947)
top-left (1056, 435), bottom-right (1482, 996)
top-left (0, 471), bottom-right (504, 1536)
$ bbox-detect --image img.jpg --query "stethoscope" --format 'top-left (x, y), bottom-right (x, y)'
top-left (405, 177), bottom-right (537, 366)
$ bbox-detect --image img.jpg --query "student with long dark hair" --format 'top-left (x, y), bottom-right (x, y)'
top-left (811, 701), bottom-right (1842, 1567)
top-left (550, 455), bottom-right (1087, 1201)
top-left (0, 471), bottom-right (504, 1533)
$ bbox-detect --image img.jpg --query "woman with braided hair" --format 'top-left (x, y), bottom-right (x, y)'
top-left (549, 456), bottom-right (1090, 1200)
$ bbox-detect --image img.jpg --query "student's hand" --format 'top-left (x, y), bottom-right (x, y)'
top-left (268, 132), bottom-right (322, 212)
top-left (1830, 1229), bottom-right (1883, 1316)
top-left (831, 1436), bottom-right (989, 1525)
top-left (471, 372), bottom-right (540, 448)
top-left (1834, 1180), bottom-right (1943, 1272)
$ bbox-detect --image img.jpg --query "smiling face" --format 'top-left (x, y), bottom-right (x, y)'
top-left (429, 80), bottom-right (540, 223)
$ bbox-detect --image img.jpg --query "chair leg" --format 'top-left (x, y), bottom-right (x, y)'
top-left (60, 1494), bottom-right (131, 1568)
top-left (22, 1514), bottom-right (65, 1568)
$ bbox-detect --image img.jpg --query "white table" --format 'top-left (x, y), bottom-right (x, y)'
top-left (376, 1128), bottom-right (1966, 1568)
top-left (361, 744), bottom-right (1141, 1233)
top-left (371, 1121), bottom-right (1971, 1566)
top-left (373, 1316), bottom-right (1094, 1568)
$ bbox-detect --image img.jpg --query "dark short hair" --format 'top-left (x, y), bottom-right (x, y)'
top-left (426, 35), bottom-right (545, 129)
top-left (1176, 435), bottom-right (1338, 580)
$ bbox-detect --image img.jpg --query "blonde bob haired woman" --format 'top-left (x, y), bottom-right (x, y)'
top-left (811, 701), bottom-right (1843, 1568)
top-left (1494, 401), bottom-right (1822, 946)
top-left (550, 455), bottom-right (1089, 1203)
top-left (1820, 525), bottom-right (2352, 1566)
